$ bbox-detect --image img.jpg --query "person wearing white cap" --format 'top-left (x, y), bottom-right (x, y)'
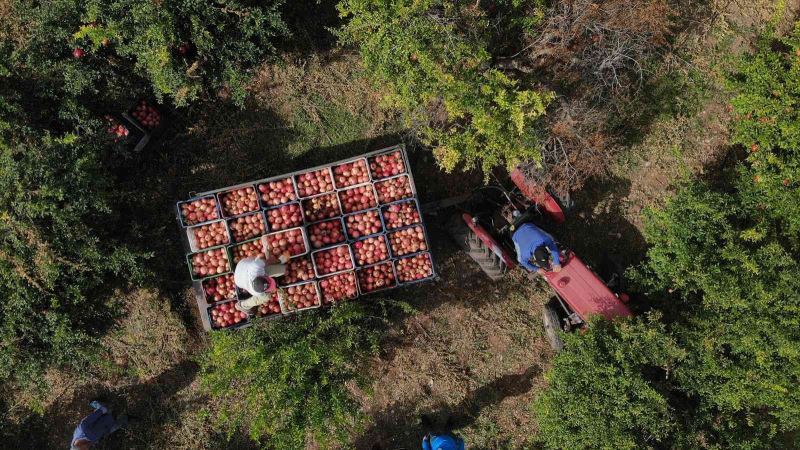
top-left (234, 236), bottom-right (290, 312)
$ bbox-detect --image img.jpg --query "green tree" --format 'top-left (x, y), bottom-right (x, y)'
top-left (337, 0), bottom-right (553, 176)
top-left (201, 302), bottom-right (388, 448)
top-left (16, 0), bottom-right (288, 107)
top-left (534, 316), bottom-right (684, 450)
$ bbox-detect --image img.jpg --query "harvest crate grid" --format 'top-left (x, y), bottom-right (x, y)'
top-left (176, 145), bottom-right (436, 331)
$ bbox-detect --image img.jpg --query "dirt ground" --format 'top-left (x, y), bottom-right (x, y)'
top-left (7, 3), bottom-right (795, 449)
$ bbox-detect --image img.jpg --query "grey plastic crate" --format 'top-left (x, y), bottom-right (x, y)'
top-left (374, 173), bottom-right (416, 205)
top-left (332, 157), bottom-right (372, 190)
top-left (294, 167), bottom-right (335, 199)
top-left (307, 217), bottom-right (347, 250)
top-left (263, 226), bottom-right (310, 259)
top-left (226, 210), bottom-right (269, 244)
top-left (176, 194), bottom-right (222, 228)
top-left (393, 251), bottom-right (437, 286)
top-left (256, 176), bottom-right (300, 208)
top-left (199, 273), bottom-right (238, 304)
top-left (318, 271), bottom-right (359, 305)
top-left (337, 182), bottom-right (380, 215)
top-left (351, 234), bottom-right (391, 268)
top-left (367, 147), bottom-right (408, 181)
top-left (343, 208), bottom-right (385, 241)
top-left (276, 254), bottom-right (315, 287)
top-left (356, 261), bottom-right (399, 296)
top-left (186, 246), bottom-right (233, 281)
top-left (185, 219), bottom-right (232, 253)
top-left (264, 201), bottom-right (305, 231)
top-left (311, 244), bottom-right (356, 278)
top-left (280, 281), bottom-right (322, 313)
top-left (206, 299), bottom-right (251, 331)
top-left (386, 224), bottom-right (431, 259)
top-left (301, 191), bottom-right (342, 223)
top-left (380, 198), bottom-right (422, 231)
top-left (217, 185), bottom-right (262, 219)
top-left (228, 236), bottom-right (267, 268)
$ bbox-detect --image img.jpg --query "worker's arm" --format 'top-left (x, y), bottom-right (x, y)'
top-left (239, 293), bottom-right (270, 309)
top-left (513, 231), bottom-right (539, 272)
top-left (545, 238), bottom-right (561, 266)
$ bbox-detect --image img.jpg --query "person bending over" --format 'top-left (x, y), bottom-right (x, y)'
top-left (511, 222), bottom-right (561, 276)
top-left (233, 236), bottom-right (290, 312)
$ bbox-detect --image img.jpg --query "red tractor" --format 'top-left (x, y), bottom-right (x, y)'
top-left (442, 168), bottom-right (632, 350)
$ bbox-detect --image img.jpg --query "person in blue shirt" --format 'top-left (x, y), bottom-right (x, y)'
top-left (422, 432), bottom-right (465, 450)
top-left (70, 401), bottom-right (127, 449)
top-left (512, 223), bottom-right (562, 275)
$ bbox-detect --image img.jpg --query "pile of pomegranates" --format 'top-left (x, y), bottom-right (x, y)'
top-left (191, 248), bottom-right (230, 278)
top-left (266, 228), bottom-right (307, 257)
top-left (339, 185), bottom-right (377, 213)
top-left (258, 178), bottom-right (296, 206)
top-left (381, 201), bottom-right (421, 230)
top-left (266, 203), bottom-right (303, 230)
top-left (295, 169), bottom-right (333, 197)
top-left (131, 100), bottom-right (160, 129)
top-left (231, 240), bottom-right (264, 264)
top-left (352, 236), bottom-right (389, 266)
top-left (333, 159), bottom-right (370, 188)
top-left (344, 209), bottom-right (383, 239)
top-left (388, 226), bottom-right (428, 256)
top-left (302, 193), bottom-right (341, 222)
top-left (228, 212), bottom-right (266, 242)
top-left (312, 245), bottom-right (353, 276)
top-left (357, 262), bottom-right (397, 293)
top-left (368, 151), bottom-right (405, 179)
top-left (210, 302), bottom-right (248, 328)
top-left (202, 274), bottom-right (236, 303)
top-left (181, 197), bottom-right (218, 225)
top-left (395, 253), bottom-right (434, 282)
top-left (308, 219), bottom-right (346, 249)
top-left (256, 292), bottom-right (283, 317)
top-left (319, 272), bottom-right (358, 304)
top-left (283, 283), bottom-right (320, 310)
top-left (192, 220), bottom-right (229, 250)
top-left (220, 187), bottom-right (259, 217)
top-left (375, 175), bottom-right (413, 204)
top-left (278, 256), bottom-right (314, 286)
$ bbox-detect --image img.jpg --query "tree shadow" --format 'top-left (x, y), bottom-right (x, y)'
top-left (354, 365), bottom-right (543, 449)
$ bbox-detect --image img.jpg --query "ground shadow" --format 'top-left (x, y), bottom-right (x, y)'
top-left (354, 365), bottom-right (542, 449)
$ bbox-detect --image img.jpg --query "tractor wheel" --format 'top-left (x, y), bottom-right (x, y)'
top-left (447, 214), bottom-right (507, 281)
top-left (542, 298), bottom-right (565, 352)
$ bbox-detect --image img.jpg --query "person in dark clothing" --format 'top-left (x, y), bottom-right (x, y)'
top-left (70, 401), bottom-right (127, 449)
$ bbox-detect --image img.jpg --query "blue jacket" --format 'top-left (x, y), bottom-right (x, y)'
top-left (71, 408), bottom-right (117, 447)
top-left (512, 223), bottom-right (560, 272)
top-left (423, 434), bottom-right (465, 450)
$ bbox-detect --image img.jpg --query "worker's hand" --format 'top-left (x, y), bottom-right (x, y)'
top-left (278, 251), bottom-right (290, 264)
top-left (260, 235), bottom-right (269, 252)
top-left (552, 264), bottom-right (562, 273)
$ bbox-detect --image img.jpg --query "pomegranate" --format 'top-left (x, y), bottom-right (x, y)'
top-left (180, 197), bottom-right (219, 226)
top-left (319, 272), bottom-right (358, 304)
top-left (357, 262), bottom-right (397, 293)
top-left (294, 169), bottom-right (333, 197)
top-left (258, 177), bottom-right (297, 206)
top-left (344, 209), bottom-right (383, 239)
top-left (312, 245), bottom-right (353, 276)
top-left (381, 201), bottom-right (421, 230)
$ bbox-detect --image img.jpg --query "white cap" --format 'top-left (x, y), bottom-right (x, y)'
top-left (234, 257), bottom-right (267, 295)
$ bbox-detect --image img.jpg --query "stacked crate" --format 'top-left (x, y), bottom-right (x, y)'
top-left (176, 145), bottom-right (436, 331)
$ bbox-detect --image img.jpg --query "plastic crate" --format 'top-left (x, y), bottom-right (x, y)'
top-left (185, 219), bottom-right (232, 252)
top-left (206, 299), bottom-right (250, 330)
top-left (228, 236), bottom-right (267, 266)
top-left (351, 234), bottom-right (391, 267)
top-left (264, 202), bottom-right (305, 231)
top-left (276, 255), bottom-right (315, 287)
top-left (393, 251), bottom-right (437, 285)
top-left (311, 244), bottom-right (356, 278)
top-left (294, 167), bottom-right (335, 198)
top-left (186, 246), bottom-right (232, 281)
top-left (263, 226), bottom-right (310, 259)
top-left (343, 208), bottom-right (385, 241)
top-left (256, 176), bottom-right (299, 207)
top-left (374, 174), bottom-right (416, 205)
top-left (177, 195), bottom-right (222, 228)
top-left (367, 147), bottom-right (408, 180)
top-left (386, 224), bottom-right (430, 259)
top-left (301, 192), bottom-right (342, 223)
top-left (356, 261), bottom-right (399, 295)
top-left (252, 291), bottom-right (285, 320)
top-left (281, 281), bottom-right (322, 313)
top-left (307, 217), bottom-right (347, 250)
top-left (380, 198), bottom-right (422, 231)
top-left (332, 157), bottom-right (372, 190)
top-left (226, 210), bottom-right (268, 244)
top-left (200, 273), bottom-right (238, 304)
top-left (337, 183), bottom-right (379, 214)
top-left (218, 185), bottom-right (262, 218)
top-left (318, 271), bottom-right (358, 305)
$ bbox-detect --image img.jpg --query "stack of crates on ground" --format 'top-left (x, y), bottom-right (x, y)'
top-left (175, 145), bottom-right (436, 331)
